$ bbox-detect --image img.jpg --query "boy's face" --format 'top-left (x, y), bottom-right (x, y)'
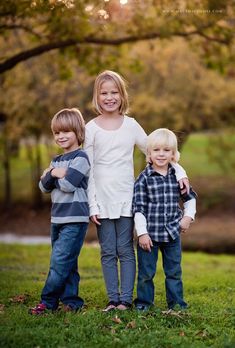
top-left (149, 145), bottom-right (174, 170)
top-left (53, 130), bottom-right (78, 153)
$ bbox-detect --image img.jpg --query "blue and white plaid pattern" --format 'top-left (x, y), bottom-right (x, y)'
top-left (133, 164), bottom-right (197, 242)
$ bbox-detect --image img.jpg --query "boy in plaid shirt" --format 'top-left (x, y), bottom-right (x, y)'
top-left (133, 128), bottom-right (197, 311)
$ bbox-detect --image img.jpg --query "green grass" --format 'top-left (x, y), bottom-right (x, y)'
top-left (0, 133), bottom-right (235, 202)
top-left (180, 133), bottom-right (221, 178)
top-left (0, 143), bottom-right (55, 202)
top-left (179, 132), bottom-right (235, 179)
top-left (0, 244), bottom-right (235, 348)
top-left (0, 132), bottom-right (234, 202)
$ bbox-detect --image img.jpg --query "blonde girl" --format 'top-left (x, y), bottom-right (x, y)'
top-left (84, 71), bottom-right (188, 311)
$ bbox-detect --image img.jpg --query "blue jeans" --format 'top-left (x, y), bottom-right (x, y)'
top-left (135, 236), bottom-right (187, 309)
top-left (41, 222), bottom-right (88, 310)
top-left (97, 217), bottom-right (135, 304)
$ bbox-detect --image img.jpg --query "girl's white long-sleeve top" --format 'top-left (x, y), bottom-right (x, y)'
top-left (83, 115), bottom-right (187, 219)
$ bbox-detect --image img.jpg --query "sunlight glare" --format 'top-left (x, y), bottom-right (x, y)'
top-left (120, 0), bottom-right (128, 4)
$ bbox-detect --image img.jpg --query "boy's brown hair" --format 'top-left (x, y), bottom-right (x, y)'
top-left (51, 108), bottom-right (85, 146)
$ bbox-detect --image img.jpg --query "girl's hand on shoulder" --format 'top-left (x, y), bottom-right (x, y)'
top-left (91, 215), bottom-right (101, 225)
top-left (179, 177), bottom-right (190, 195)
top-left (180, 216), bottom-right (192, 233)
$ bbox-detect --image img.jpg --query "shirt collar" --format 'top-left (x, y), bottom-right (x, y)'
top-left (145, 163), bottom-right (175, 176)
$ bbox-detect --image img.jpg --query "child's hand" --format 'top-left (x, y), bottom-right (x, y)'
top-left (90, 215), bottom-right (101, 225)
top-left (179, 177), bottom-right (189, 195)
top-left (51, 167), bottom-right (67, 179)
top-left (180, 216), bottom-right (192, 233)
top-left (40, 166), bottom-right (53, 179)
top-left (139, 234), bottom-right (153, 252)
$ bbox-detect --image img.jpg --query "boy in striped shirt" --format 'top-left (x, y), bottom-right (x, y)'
top-left (133, 128), bottom-right (197, 311)
top-left (29, 108), bottom-right (90, 315)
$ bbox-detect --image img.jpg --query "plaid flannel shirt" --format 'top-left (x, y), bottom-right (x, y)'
top-left (132, 164), bottom-right (197, 242)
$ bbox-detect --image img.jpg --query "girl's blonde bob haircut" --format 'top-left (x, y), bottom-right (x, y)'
top-left (92, 70), bottom-right (129, 115)
top-left (146, 128), bottom-right (180, 163)
top-left (51, 108), bottom-right (85, 146)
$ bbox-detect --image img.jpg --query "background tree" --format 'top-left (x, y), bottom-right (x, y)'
top-left (0, 0), bottom-right (235, 206)
top-left (0, 0), bottom-right (234, 74)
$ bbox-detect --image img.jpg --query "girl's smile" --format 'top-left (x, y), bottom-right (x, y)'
top-left (98, 80), bottom-right (122, 116)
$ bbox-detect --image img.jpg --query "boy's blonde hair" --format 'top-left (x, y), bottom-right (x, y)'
top-left (146, 128), bottom-right (180, 163)
top-left (51, 108), bottom-right (85, 146)
top-left (92, 70), bottom-right (129, 115)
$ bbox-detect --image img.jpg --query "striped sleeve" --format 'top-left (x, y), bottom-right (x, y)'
top-left (39, 161), bottom-right (56, 193)
top-left (56, 155), bottom-right (90, 193)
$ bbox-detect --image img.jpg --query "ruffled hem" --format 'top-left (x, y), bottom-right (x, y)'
top-left (97, 201), bottom-right (133, 219)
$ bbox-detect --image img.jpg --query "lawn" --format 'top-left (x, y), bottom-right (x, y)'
top-left (0, 244), bottom-right (234, 348)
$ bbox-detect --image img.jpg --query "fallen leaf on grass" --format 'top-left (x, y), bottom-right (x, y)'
top-left (161, 309), bottom-right (185, 319)
top-left (111, 315), bottom-right (122, 324)
top-left (196, 330), bottom-right (207, 338)
top-left (10, 294), bottom-right (29, 304)
top-left (126, 320), bottom-right (136, 329)
top-left (179, 331), bottom-right (185, 336)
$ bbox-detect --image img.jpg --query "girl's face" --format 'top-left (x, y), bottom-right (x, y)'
top-left (149, 145), bottom-right (174, 170)
top-left (53, 130), bottom-right (78, 153)
top-left (98, 80), bottom-right (122, 116)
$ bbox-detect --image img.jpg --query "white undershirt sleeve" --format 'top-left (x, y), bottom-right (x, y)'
top-left (183, 198), bottom-right (196, 220)
top-left (134, 212), bottom-right (148, 237)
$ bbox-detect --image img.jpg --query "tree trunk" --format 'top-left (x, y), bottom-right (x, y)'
top-left (2, 136), bottom-right (12, 209)
top-left (32, 138), bottom-right (43, 209)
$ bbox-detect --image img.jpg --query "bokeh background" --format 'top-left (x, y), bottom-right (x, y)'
top-left (0, 0), bottom-right (234, 253)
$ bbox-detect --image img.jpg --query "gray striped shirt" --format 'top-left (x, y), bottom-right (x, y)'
top-left (39, 149), bottom-right (90, 224)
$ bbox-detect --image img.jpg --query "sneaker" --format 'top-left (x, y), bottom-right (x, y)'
top-left (135, 303), bottom-right (150, 312)
top-left (29, 303), bottom-right (48, 315)
top-left (170, 304), bottom-right (188, 312)
top-left (102, 301), bottom-right (119, 312)
top-left (117, 301), bottom-right (132, 311)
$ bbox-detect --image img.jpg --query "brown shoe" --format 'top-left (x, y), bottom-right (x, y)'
top-left (102, 301), bottom-right (119, 312)
top-left (116, 301), bottom-right (132, 310)
top-left (62, 305), bottom-right (77, 313)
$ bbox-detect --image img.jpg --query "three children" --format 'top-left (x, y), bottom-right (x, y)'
top-left (30, 71), bottom-right (196, 315)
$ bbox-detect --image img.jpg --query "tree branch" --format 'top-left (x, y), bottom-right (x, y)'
top-left (0, 30), bottom-right (232, 74)
top-left (0, 24), bottom-right (42, 38)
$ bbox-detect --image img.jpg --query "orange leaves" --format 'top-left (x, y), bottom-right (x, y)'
top-left (9, 294), bottom-right (29, 304)
top-left (111, 315), bottom-right (136, 330)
